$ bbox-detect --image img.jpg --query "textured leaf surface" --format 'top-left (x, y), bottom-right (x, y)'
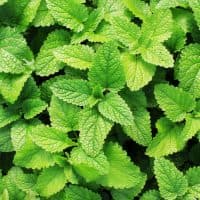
top-left (0, 72), bottom-right (30, 104)
top-left (53, 44), bottom-right (94, 70)
top-left (111, 17), bottom-right (140, 49)
top-left (146, 118), bottom-right (184, 157)
top-left (0, 106), bottom-right (19, 128)
top-left (79, 108), bottom-right (113, 157)
top-left (140, 190), bottom-right (161, 200)
top-left (69, 147), bottom-right (109, 182)
top-left (98, 93), bottom-right (134, 125)
top-left (64, 185), bottom-right (101, 200)
top-left (0, 127), bottom-right (13, 152)
top-left (96, 142), bottom-right (146, 189)
top-left (178, 44), bottom-right (200, 97)
top-left (154, 158), bottom-right (188, 199)
top-left (29, 124), bottom-right (75, 153)
top-left (121, 53), bottom-right (156, 91)
top-left (14, 139), bottom-right (56, 169)
top-left (189, 0), bottom-right (200, 28)
top-left (49, 96), bottom-right (80, 132)
top-left (35, 30), bottom-right (70, 76)
top-left (22, 98), bottom-right (47, 119)
top-left (154, 84), bottom-right (195, 122)
top-left (36, 166), bottom-right (66, 197)
top-left (156, 0), bottom-right (188, 8)
top-left (46, 0), bottom-right (88, 32)
top-left (89, 42), bottom-right (125, 91)
top-left (51, 79), bottom-right (92, 106)
top-left (0, 27), bottom-right (33, 74)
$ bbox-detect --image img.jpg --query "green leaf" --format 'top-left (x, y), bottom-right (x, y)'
top-left (49, 95), bottom-right (80, 132)
top-left (14, 139), bottom-right (56, 169)
top-left (98, 93), bottom-right (134, 125)
top-left (11, 119), bottom-right (41, 151)
top-left (64, 185), bottom-right (101, 200)
top-left (8, 167), bottom-right (37, 195)
top-left (71, 8), bottom-right (104, 44)
top-left (181, 116), bottom-right (200, 142)
top-left (121, 53), bottom-right (156, 91)
top-left (110, 17), bottom-right (140, 49)
top-left (156, 0), bottom-right (188, 9)
top-left (177, 44), bottom-right (200, 98)
top-left (29, 124), bottom-right (75, 153)
top-left (140, 190), bottom-right (162, 200)
top-left (0, 127), bottom-right (14, 152)
top-left (141, 43), bottom-right (174, 68)
top-left (46, 0), bottom-right (88, 32)
top-left (123, 107), bottom-right (152, 146)
top-left (96, 142), bottom-right (146, 189)
top-left (0, 27), bottom-right (33, 74)
top-left (36, 166), bottom-right (66, 197)
top-left (154, 158), bottom-right (188, 200)
top-left (35, 30), bottom-right (70, 76)
top-left (186, 167), bottom-right (200, 198)
top-left (22, 98), bottom-right (47, 119)
top-left (140, 9), bottom-right (173, 44)
top-left (32, 0), bottom-right (55, 27)
top-left (69, 147), bottom-right (109, 182)
top-left (79, 108), bottom-right (113, 157)
top-left (53, 44), bottom-right (94, 70)
top-left (88, 42), bottom-right (125, 91)
top-left (154, 84), bottom-right (196, 122)
top-left (18, 0), bottom-right (41, 31)
top-left (0, 72), bottom-right (30, 104)
top-left (189, 0), bottom-right (200, 29)
top-left (146, 117), bottom-right (185, 157)
top-left (0, 106), bottom-right (20, 128)
top-left (122, 0), bottom-right (151, 20)
top-left (51, 79), bottom-right (92, 106)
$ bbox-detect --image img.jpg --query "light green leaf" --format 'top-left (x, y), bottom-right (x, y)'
top-left (98, 93), bottom-right (134, 125)
top-left (141, 43), bottom-right (174, 68)
top-left (69, 147), bottom-right (109, 182)
top-left (154, 158), bottom-right (188, 199)
top-left (35, 30), bottom-right (70, 76)
top-left (140, 9), bottom-right (173, 43)
top-left (51, 79), bottom-right (92, 106)
top-left (0, 0), bottom-right (7, 6)
top-left (32, 0), bottom-right (55, 27)
top-left (0, 72), bottom-right (30, 104)
top-left (36, 166), bottom-right (66, 197)
top-left (29, 124), bottom-right (75, 153)
top-left (22, 98), bottom-right (47, 119)
top-left (64, 185), bottom-right (101, 200)
top-left (110, 17), bottom-right (140, 49)
top-left (0, 27), bottom-right (33, 74)
top-left (49, 96), bottom-right (80, 132)
top-left (123, 107), bottom-right (152, 146)
top-left (71, 8), bottom-right (104, 44)
top-left (79, 108), bottom-right (113, 157)
top-left (96, 142), bottom-right (146, 189)
top-left (154, 84), bottom-right (196, 122)
top-left (14, 139), bottom-right (56, 169)
top-left (189, 0), bottom-right (200, 29)
top-left (146, 117), bottom-right (185, 157)
top-left (156, 0), bottom-right (188, 9)
top-left (0, 106), bottom-right (20, 128)
top-left (177, 44), bottom-right (200, 98)
top-left (140, 190), bottom-right (162, 200)
top-left (53, 44), bottom-right (94, 70)
top-left (11, 119), bottom-right (41, 151)
top-left (121, 53), bottom-right (156, 91)
top-left (89, 42), bottom-right (125, 91)
top-left (123, 0), bottom-right (151, 20)
top-left (46, 0), bottom-right (88, 32)
top-left (0, 127), bottom-right (13, 152)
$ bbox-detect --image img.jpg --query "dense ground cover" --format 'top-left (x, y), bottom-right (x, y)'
top-left (0, 0), bottom-right (200, 199)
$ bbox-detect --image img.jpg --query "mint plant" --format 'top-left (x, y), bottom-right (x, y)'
top-left (0, 0), bottom-right (200, 199)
